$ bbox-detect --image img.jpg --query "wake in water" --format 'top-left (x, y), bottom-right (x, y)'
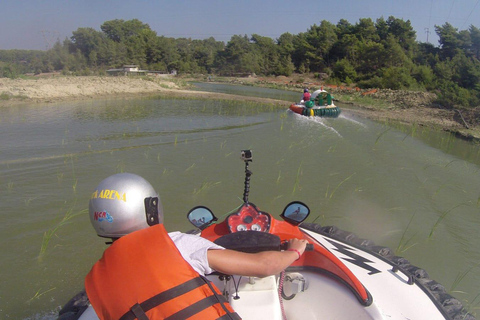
top-left (338, 114), bottom-right (367, 128)
top-left (290, 112), bottom-right (342, 137)
top-left (309, 117), bottom-right (342, 137)
top-left (291, 112), bottom-right (369, 138)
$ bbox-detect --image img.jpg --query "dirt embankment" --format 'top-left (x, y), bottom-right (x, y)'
top-left (218, 75), bottom-right (480, 142)
top-left (0, 75), bottom-right (286, 105)
top-left (1, 74), bottom-right (479, 142)
top-left (0, 76), bottom-right (181, 102)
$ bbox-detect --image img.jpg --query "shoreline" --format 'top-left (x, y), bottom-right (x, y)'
top-left (1, 75), bottom-right (479, 142)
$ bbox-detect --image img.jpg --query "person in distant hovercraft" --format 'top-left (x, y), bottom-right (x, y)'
top-left (302, 88), bottom-right (311, 102)
top-left (85, 173), bottom-right (308, 320)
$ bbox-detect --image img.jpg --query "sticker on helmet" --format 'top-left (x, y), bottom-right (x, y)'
top-left (94, 211), bottom-right (114, 223)
top-left (91, 189), bottom-right (126, 202)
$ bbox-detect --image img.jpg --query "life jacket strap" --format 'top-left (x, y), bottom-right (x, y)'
top-left (130, 303), bottom-right (149, 320)
top-left (120, 276), bottom-right (241, 320)
top-left (165, 295), bottom-right (240, 320)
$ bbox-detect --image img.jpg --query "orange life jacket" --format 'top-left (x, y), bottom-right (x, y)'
top-left (85, 224), bottom-right (240, 320)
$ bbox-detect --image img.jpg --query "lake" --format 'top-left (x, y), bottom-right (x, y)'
top-left (1, 84), bottom-right (479, 319)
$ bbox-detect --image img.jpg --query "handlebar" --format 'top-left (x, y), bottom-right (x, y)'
top-left (280, 241), bottom-right (314, 251)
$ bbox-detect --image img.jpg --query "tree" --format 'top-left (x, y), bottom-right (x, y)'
top-left (101, 19), bottom-right (153, 43)
top-left (250, 34), bottom-right (281, 75)
top-left (332, 59), bottom-right (357, 83)
top-left (451, 53), bottom-right (480, 89)
top-left (291, 33), bottom-right (311, 72)
top-left (385, 16), bottom-right (416, 55)
top-left (468, 25), bottom-right (480, 59)
top-left (336, 19), bottom-right (354, 37)
top-left (304, 21), bottom-right (338, 71)
top-left (70, 27), bottom-right (107, 65)
top-left (382, 34), bottom-right (411, 68)
top-left (330, 33), bottom-right (359, 62)
top-left (276, 33), bottom-right (296, 76)
top-left (435, 23), bottom-right (463, 59)
top-left (355, 41), bottom-right (385, 76)
top-left (375, 17), bottom-right (389, 41)
top-left (354, 18), bottom-right (380, 42)
top-left (217, 35), bottom-right (257, 75)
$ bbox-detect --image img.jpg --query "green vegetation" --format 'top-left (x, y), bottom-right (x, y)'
top-left (1, 17), bottom-right (479, 108)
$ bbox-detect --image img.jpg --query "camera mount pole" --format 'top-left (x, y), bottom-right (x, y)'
top-left (243, 159), bottom-right (252, 204)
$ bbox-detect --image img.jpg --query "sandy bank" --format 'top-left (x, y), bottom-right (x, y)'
top-left (0, 75), bottom-right (288, 106)
top-left (0, 76), bottom-right (181, 102)
top-left (1, 75), bottom-right (479, 141)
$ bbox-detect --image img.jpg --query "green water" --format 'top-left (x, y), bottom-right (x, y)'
top-left (1, 91), bottom-right (479, 319)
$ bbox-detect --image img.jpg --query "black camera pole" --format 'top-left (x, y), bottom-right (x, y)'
top-left (243, 159), bottom-right (252, 204)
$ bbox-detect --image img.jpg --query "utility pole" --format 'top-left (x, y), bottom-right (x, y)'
top-left (41, 30), bottom-right (59, 50)
top-left (424, 28), bottom-right (431, 43)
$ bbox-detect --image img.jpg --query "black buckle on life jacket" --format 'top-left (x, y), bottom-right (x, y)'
top-left (119, 276), bottom-right (241, 320)
top-left (130, 303), bottom-right (149, 320)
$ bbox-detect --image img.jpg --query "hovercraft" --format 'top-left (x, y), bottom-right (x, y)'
top-left (58, 150), bottom-right (474, 320)
top-left (289, 89), bottom-right (341, 118)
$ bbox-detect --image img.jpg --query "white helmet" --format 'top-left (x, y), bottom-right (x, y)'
top-left (89, 173), bottom-right (163, 238)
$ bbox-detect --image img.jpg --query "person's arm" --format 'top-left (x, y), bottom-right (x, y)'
top-left (207, 238), bottom-right (308, 278)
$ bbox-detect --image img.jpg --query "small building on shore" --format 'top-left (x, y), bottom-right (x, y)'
top-left (107, 65), bottom-right (170, 77)
top-left (107, 65), bottom-right (146, 76)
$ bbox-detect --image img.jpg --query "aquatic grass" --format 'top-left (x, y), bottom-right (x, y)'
top-left (327, 144), bottom-right (337, 153)
top-left (27, 287), bottom-right (56, 303)
top-left (185, 163), bottom-right (196, 172)
top-left (402, 122), bottom-right (418, 141)
top-left (374, 127), bottom-right (392, 145)
top-left (449, 265), bottom-right (480, 316)
top-left (143, 149), bottom-right (150, 159)
top-left (292, 162), bottom-right (303, 195)
top-left (193, 181), bottom-right (221, 195)
top-left (276, 170), bottom-right (282, 185)
top-left (116, 162), bottom-right (126, 173)
top-left (450, 263), bottom-right (479, 293)
top-left (7, 180), bottom-right (14, 192)
top-left (428, 203), bottom-right (464, 238)
top-left (470, 292), bottom-right (480, 314)
top-left (70, 156), bottom-right (78, 193)
top-left (39, 207), bottom-right (87, 260)
top-left (432, 183), bottom-right (466, 199)
top-left (326, 173), bottom-right (356, 199)
top-left (395, 213), bottom-right (418, 254)
top-left (24, 197), bottom-right (38, 206)
top-left (386, 206), bottom-right (407, 212)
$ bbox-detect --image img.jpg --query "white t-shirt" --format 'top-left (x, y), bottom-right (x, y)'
top-left (168, 232), bottom-right (224, 276)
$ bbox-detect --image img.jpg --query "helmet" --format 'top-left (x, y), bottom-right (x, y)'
top-left (304, 88), bottom-right (309, 93)
top-left (89, 173), bottom-right (163, 238)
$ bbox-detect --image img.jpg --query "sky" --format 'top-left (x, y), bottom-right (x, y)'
top-left (1, 0), bottom-right (480, 51)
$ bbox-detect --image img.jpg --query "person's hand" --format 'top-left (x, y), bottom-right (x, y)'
top-left (287, 238), bottom-right (309, 255)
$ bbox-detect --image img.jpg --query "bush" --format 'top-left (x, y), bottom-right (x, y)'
top-left (380, 67), bottom-right (417, 90)
top-left (356, 76), bottom-right (384, 89)
top-left (1, 64), bottom-right (19, 79)
top-left (0, 92), bottom-right (11, 100)
top-left (412, 65), bottom-right (435, 89)
top-left (333, 59), bottom-right (357, 83)
top-left (435, 81), bottom-right (479, 108)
